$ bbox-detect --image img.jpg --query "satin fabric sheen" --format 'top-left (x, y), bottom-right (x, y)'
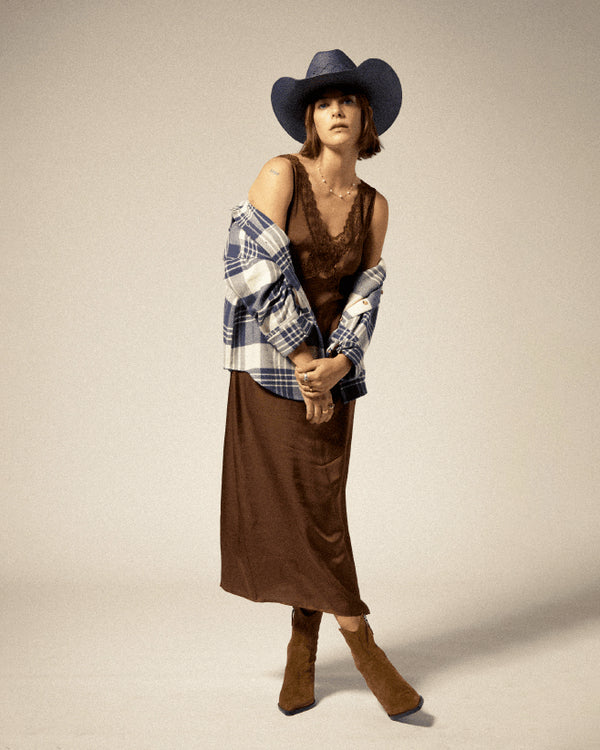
top-left (220, 371), bottom-right (369, 616)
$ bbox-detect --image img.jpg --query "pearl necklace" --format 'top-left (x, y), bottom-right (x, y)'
top-left (316, 162), bottom-right (359, 200)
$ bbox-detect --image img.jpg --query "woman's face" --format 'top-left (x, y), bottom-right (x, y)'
top-left (312, 89), bottom-right (362, 151)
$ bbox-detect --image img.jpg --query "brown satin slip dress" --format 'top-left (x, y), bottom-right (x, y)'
top-left (220, 154), bottom-right (376, 616)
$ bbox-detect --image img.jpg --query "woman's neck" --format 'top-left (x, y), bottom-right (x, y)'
top-left (316, 147), bottom-right (359, 193)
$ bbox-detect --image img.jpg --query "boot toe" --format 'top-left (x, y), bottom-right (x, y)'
top-left (278, 699), bottom-right (317, 716)
top-left (388, 694), bottom-right (424, 721)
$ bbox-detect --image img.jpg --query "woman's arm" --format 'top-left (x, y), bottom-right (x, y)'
top-left (248, 155), bottom-right (309, 364)
top-left (295, 191), bottom-right (389, 397)
top-left (361, 191), bottom-right (389, 270)
top-left (248, 156), bottom-right (294, 231)
top-left (247, 157), bottom-right (333, 424)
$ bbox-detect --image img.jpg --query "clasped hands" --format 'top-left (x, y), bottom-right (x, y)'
top-left (295, 355), bottom-right (352, 425)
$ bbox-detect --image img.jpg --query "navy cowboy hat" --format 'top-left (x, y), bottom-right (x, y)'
top-left (271, 49), bottom-right (402, 143)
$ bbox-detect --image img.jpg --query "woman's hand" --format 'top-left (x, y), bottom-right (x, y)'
top-left (302, 389), bottom-right (335, 424)
top-left (296, 355), bottom-right (352, 396)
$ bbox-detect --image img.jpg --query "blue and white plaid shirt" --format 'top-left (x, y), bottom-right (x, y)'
top-left (223, 200), bottom-right (386, 403)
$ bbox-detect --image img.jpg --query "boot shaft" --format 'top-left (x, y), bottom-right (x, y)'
top-left (287, 608), bottom-right (323, 661)
top-left (339, 616), bottom-right (423, 719)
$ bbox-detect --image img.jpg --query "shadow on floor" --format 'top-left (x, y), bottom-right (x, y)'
top-left (292, 580), bottom-right (599, 725)
top-left (384, 580), bottom-right (600, 683)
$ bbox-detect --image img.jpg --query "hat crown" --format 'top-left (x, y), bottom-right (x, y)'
top-left (305, 49), bottom-right (357, 79)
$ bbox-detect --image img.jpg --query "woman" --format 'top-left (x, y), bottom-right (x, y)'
top-left (221, 50), bottom-right (423, 720)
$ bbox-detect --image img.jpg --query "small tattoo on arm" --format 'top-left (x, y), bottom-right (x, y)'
top-left (269, 168), bottom-right (280, 176)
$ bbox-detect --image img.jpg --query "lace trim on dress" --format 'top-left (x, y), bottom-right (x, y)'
top-left (282, 154), bottom-right (376, 279)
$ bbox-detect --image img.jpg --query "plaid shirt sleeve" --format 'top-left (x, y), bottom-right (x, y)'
top-left (224, 213), bottom-right (314, 358)
top-left (327, 260), bottom-right (386, 370)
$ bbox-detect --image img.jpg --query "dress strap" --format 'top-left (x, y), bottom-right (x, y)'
top-left (278, 154), bottom-right (298, 234)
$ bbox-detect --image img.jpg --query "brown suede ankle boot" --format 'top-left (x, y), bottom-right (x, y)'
top-left (278, 608), bottom-right (323, 716)
top-left (339, 616), bottom-right (423, 720)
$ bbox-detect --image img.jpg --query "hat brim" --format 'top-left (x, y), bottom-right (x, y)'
top-left (271, 58), bottom-right (402, 143)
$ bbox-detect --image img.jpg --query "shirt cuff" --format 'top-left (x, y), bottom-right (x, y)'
top-left (328, 332), bottom-right (363, 369)
top-left (265, 312), bottom-right (314, 357)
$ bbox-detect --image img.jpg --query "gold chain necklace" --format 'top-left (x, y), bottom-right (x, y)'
top-left (316, 162), bottom-right (358, 200)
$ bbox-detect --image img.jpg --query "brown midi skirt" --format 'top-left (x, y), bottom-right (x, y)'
top-left (220, 371), bottom-right (369, 616)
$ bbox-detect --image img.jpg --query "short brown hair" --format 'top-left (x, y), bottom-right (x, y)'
top-left (300, 91), bottom-right (382, 160)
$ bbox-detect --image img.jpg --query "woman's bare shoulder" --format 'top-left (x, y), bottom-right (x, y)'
top-left (248, 156), bottom-right (295, 229)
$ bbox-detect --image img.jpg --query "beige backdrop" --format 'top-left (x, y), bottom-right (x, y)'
top-left (2, 0), bottom-right (599, 622)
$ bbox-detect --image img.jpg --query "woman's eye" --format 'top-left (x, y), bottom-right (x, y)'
top-left (318, 102), bottom-right (328, 109)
